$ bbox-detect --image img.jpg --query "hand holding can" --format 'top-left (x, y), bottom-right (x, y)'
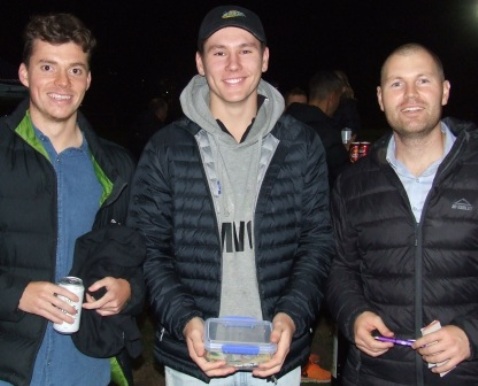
top-left (53, 276), bottom-right (84, 334)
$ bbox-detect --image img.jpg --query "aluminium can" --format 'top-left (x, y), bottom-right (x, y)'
top-left (349, 142), bottom-right (360, 163)
top-left (53, 276), bottom-right (85, 334)
top-left (359, 141), bottom-right (371, 158)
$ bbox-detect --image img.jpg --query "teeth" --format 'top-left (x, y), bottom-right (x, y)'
top-left (225, 78), bottom-right (242, 84)
top-left (50, 93), bottom-right (71, 100)
top-left (403, 107), bottom-right (422, 112)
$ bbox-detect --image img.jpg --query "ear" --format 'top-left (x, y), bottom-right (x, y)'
top-left (441, 80), bottom-right (450, 106)
top-left (261, 47), bottom-right (269, 73)
top-left (195, 52), bottom-right (205, 76)
top-left (18, 63), bottom-right (30, 88)
top-left (377, 86), bottom-right (385, 112)
top-left (86, 71), bottom-right (92, 91)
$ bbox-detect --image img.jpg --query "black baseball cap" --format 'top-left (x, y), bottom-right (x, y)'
top-left (197, 5), bottom-right (266, 49)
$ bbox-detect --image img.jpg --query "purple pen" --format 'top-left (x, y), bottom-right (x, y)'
top-left (374, 336), bottom-right (416, 347)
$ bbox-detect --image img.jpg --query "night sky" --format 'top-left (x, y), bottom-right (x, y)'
top-left (1, 0), bottom-right (477, 142)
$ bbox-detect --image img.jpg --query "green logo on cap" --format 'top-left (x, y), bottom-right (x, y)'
top-left (221, 10), bottom-right (246, 19)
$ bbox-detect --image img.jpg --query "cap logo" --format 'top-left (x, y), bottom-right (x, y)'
top-left (221, 10), bottom-right (246, 19)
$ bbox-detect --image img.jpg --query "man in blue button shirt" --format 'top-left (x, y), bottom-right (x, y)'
top-left (0, 13), bottom-right (143, 386)
top-left (327, 43), bottom-right (478, 385)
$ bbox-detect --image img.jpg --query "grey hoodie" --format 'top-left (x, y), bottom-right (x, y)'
top-left (180, 75), bottom-right (284, 318)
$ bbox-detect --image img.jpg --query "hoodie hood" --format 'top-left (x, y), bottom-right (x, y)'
top-left (180, 74), bottom-right (284, 143)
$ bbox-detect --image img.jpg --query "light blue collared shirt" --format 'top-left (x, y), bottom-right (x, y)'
top-left (386, 121), bottom-right (456, 223)
top-left (28, 128), bottom-right (109, 386)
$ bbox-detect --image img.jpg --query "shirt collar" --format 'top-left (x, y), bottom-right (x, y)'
top-left (386, 121), bottom-right (456, 176)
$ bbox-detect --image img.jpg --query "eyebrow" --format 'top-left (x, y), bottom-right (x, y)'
top-left (206, 41), bottom-right (258, 52)
top-left (384, 72), bottom-right (436, 83)
top-left (37, 59), bottom-right (88, 69)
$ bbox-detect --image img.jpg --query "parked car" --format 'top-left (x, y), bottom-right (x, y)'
top-left (0, 79), bottom-right (28, 116)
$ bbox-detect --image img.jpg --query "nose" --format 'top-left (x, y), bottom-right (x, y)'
top-left (226, 53), bottom-right (240, 71)
top-left (55, 69), bottom-right (71, 87)
top-left (404, 82), bottom-right (418, 98)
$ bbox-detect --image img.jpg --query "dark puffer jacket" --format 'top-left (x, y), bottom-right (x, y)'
top-left (127, 114), bottom-right (334, 382)
top-left (327, 117), bottom-right (478, 385)
top-left (0, 99), bottom-right (142, 386)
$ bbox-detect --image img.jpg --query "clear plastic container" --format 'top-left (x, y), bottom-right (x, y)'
top-left (204, 317), bottom-right (277, 370)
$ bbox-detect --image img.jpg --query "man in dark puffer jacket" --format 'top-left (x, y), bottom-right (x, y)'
top-left (127, 4), bottom-right (335, 385)
top-left (327, 42), bottom-right (478, 385)
top-left (0, 13), bottom-right (143, 386)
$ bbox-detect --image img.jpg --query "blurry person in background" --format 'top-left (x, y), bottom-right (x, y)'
top-left (284, 86), bottom-right (308, 108)
top-left (333, 70), bottom-right (361, 139)
top-left (286, 70), bottom-right (350, 188)
top-left (0, 13), bottom-right (144, 386)
top-left (327, 43), bottom-right (478, 385)
top-left (129, 96), bottom-right (169, 160)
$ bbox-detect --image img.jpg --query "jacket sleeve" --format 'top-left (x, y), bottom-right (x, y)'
top-left (274, 132), bottom-right (335, 336)
top-left (326, 176), bottom-right (374, 342)
top-left (126, 138), bottom-right (202, 340)
top-left (0, 273), bottom-right (30, 322)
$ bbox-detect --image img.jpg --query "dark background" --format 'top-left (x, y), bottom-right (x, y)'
top-left (1, 0), bottom-right (477, 144)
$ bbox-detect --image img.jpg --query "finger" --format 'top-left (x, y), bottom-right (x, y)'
top-left (46, 301), bottom-right (76, 324)
top-left (52, 295), bottom-right (78, 316)
top-left (94, 309), bottom-right (117, 317)
top-left (204, 365), bottom-right (236, 378)
top-left (370, 338), bottom-right (394, 350)
top-left (82, 297), bottom-right (109, 310)
top-left (85, 293), bottom-right (96, 303)
top-left (254, 355), bottom-right (281, 374)
top-left (192, 335), bottom-right (206, 358)
top-left (433, 362), bottom-right (455, 375)
top-left (253, 366), bottom-right (281, 378)
top-left (190, 347), bottom-right (230, 375)
top-left (88, 277), bottom-right (111, 292)
top-left (356, 335), bottom-right (392, 352)
top-left (199, 358), bottom-right (225, 370)
top-left (53, 286), bottom-right (80, 303)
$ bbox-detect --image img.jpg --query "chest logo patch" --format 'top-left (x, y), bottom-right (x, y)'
top-left (451, 198), bottom-right (473, 211)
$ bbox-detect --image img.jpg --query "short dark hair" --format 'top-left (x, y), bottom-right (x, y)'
top-left (285, 86), bottom-right (307, 98)
top-left (22, 13), bottom-right (96, 66)
top-left (380, 43), bottom-right (445, 84)
top-left (308, 70), bottom-right (343, 101)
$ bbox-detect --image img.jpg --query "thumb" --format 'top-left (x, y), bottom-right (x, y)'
top-left (270, 327), bottom-right (282, 344)
top-left (88, 278), bottom-right (107, 292)
top-left (191, 333), bottom-right (205, 357)
top-left (375, 319), bottom-right (394, 337)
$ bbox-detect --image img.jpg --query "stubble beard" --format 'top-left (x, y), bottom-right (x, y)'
top-left (388, 108), bottom-right (442, 143)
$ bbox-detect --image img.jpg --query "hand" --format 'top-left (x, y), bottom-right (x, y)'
top-left (413, 325), bottom-right (470, 374)
top-left (354, 311), bottom-right (395, 357)
top-left (82, 277), bottom-right (131, 316)
top-left (253, 312), bottom-right (296, 378)
top-left (18, 281), bottom-right (78, 324)
top-left (183, 317), bottom-right (236, 378)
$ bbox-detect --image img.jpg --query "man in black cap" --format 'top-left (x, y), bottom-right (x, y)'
top-left (128, 5), bottom-right (334, 385)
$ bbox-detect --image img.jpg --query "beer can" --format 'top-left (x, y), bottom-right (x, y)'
top-left (349, 142), bottom-right (360, 163)
top-left (53, 276), bottom-right (84, 334)
top-left (359, 142), bottom-right (371, 158)
top-left (341, 127), bottom-right (352, 145)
